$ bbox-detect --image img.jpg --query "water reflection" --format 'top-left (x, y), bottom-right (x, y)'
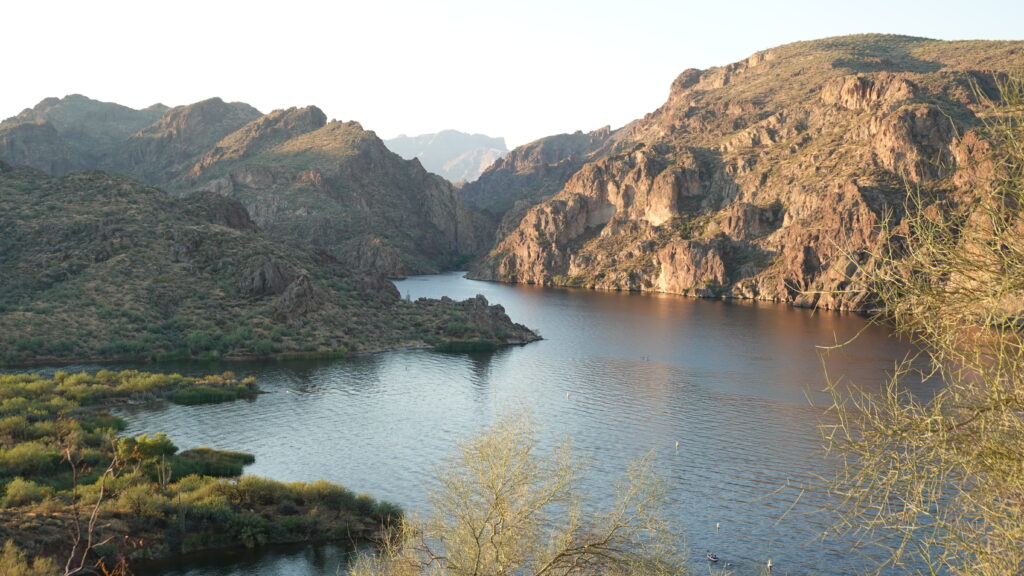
top-left (111, 273), bottom-right (924, 576)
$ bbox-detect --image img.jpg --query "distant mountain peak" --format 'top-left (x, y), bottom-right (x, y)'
top-left (384, 130), bottom-right (508, 183)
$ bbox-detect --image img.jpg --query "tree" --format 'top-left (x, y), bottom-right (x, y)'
top-left (824, 74), bottom-right (1024, 575)
top-left (350, 410), bottom-right (686, 576)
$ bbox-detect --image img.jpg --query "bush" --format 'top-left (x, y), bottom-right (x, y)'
top-left (115, 483), bottom-right (169, 519)
top-left (0, 442), bottom-right (62, 476)
top-left (117, 433), bottom-right (178, 462)
top-left (229, 511), bottom-right (269, 548)
top-left (170, 386), bottom-right (238, 405)
top-left (235, 476), bottom-right (289, 507)
top-left (0, 415), bottom-right (29, 439)
top-left (172, 448), bottom-right (254, 479)
top-left (350, 410), bottom-right (684, 576)
top-left (2, 477), bottom-right (53, 507)
top-left (825, 74), bottom-right (1024, 575)
top-left (297, 479), bottom-right (356, 513)
top-left (0, 540), bottom-right (58, 576)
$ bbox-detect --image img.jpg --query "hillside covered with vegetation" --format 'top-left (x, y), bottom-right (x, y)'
top-left (0, 163), bottom-right (537, 366)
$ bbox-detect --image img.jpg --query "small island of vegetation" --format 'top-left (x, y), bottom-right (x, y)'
top-left (0, 370), bottom-right (400, 575)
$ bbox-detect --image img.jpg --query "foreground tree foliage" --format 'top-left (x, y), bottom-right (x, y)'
top-left (351, 411), bottom-right (686, 576)
top-left (825, 75), bottom-right (1024, 575)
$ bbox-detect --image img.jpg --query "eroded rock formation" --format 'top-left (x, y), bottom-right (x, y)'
top-left (471, 35), bottom-right (1023, 310)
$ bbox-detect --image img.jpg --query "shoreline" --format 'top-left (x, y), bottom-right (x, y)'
top-left (0, 337), bottom-right (540, 370)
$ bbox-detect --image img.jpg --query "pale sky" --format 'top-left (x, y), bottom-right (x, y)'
top-left (4, 0), bottom-right (1022, 148)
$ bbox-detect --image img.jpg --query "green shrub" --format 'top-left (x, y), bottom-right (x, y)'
top-left (116, 483), bottom-right (169, 519)
top-left (229, 511), bottom-right (269, 548)
top-left (0, 415), bottom-right (29, 439)
top-left (2, 477), bottom-right (53, 507)
top-left (234, 476), bottom-right (288, 506)
top-left (0, 540), bottom-right (58, 576)
top-left (0, 442), bottom-right (62, 476)
top-left (172, 448), bottom-right (254, 479)
top-left (117, 433), bottom-right (178, 462)
top-left (374, 500), bottom-right (403, 523)
top-left (353, 493), bottom-right (378, 517)
top-left (170, 386), bottom-right (238, 405)
top-left (297, 479), bottom-right (356, 513)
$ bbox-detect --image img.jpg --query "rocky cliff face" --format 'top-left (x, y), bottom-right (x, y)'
top-left (0, 97), bottom-right (491, 277)
top-left (190, 119), bottom-right (493, 276)
top-left (472, 35), bottom-right (1024, 310)
top-left (459, 126), bottom-right (614, 241)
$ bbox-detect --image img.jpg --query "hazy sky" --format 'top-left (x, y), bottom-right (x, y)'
top-left (4, 0), bottom-right (1022, 147)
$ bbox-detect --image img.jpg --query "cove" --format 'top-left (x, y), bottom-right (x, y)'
top-left (122, 272), bottom-right (923, 576)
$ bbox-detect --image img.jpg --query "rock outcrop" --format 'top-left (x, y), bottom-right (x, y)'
top-left (459, 126), bottom-right (615, 241)
top-left (471, 35), bottom-right (1024, 310)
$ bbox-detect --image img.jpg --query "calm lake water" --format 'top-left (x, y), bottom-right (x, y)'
top-left (115, 272), bottom-right (922, 576)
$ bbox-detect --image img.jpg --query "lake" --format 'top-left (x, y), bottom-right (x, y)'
top-left (120, 272), bottom-right (921, 575)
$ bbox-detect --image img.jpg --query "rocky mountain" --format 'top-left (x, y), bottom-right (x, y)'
top-left (186, 113), bottom-right (494, 276)
top-left (0, 162), bottom-right (536, 366)
top-left (0, 97), bottom-right (491, 277)
top-left (0, 94), bottom-right (167, 175)
top-left (118, 97), bottom-right (263, 183)
top-left (385, 130), bottom-right (507, 183)
top-left (458, 126), bottom-right (615, 240)
top-left (470, 35), bottom-right (1024, 310)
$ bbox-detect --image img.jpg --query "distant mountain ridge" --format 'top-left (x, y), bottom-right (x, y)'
top-left (0, 96), bottom-right (493, 277)
top-left (468, 34), bottom-right (1024, 311)
top-left (384, 130), bottom-right (507, 183)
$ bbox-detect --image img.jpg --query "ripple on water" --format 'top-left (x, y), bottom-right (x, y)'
top-left (116, 273), bottom-right (921, 576)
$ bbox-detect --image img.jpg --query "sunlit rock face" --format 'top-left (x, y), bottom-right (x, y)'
top-left (470, 35), bottom-right (1023, 310)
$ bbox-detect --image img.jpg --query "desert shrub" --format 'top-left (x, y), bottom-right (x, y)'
top-left (26, 420), bottom-right (57, 440)
top-left (116, 483), bottom-right (169, 519)
top-left (170, 386), bottom-right (238, 405)
top-left (350, 410), bottom-right (683, 576)
top-left (0, 442), bottom-right (62, 476)
top-left (0, 540), bottom-right (58, 576)
top-left (1, 477), bottom-right (53, 507)
top-left (229, 511), bottom-right (269, 548)
top-left (374, 500), bottom-right (403, 523)
top-left (826, 73), bottom-right (1024, 575)
top-left (0, 416), bottom-right (29, 439)
top-left (117, 433), bottom-right (178, 462)
top-left (234, 476), bottom-right (288, 506)
top-left (171, 447), bottom-right (254, 479)
top-left (297, 479), bottom-right (356, 512)
top-left (352, 493), bottom-right (378, 517)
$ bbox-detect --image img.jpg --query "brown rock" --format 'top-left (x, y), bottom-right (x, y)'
top-left (473, 35), bottom-right (1021, 311)
top-left (239, 257), bottom-right (296, 297)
